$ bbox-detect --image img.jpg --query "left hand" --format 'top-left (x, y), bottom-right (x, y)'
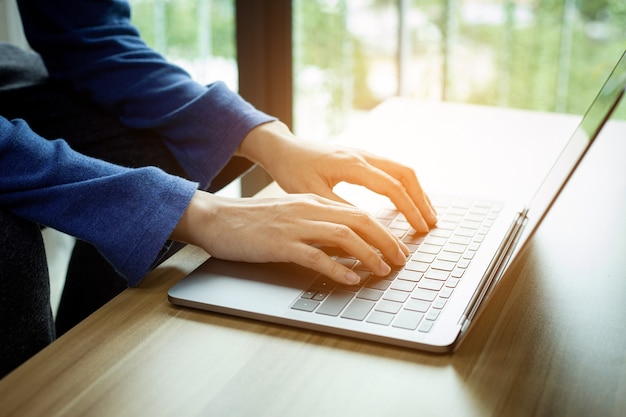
top-left (236, 121), bottom-right (438, 233)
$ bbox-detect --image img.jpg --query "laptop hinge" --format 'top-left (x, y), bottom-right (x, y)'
top-left (458, 209), bottom-right (529, 333)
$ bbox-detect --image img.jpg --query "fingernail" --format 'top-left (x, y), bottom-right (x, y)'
top-left (426, 198), bottom-right (438, 223)
top-left (417, 217), bottom-right (430, 234)
top-left (396, 247), bottom-right (408, 265)
top-left (346, 270), bottom-right (360, 285)
top-left (379, 261), bottom-right (391, 276)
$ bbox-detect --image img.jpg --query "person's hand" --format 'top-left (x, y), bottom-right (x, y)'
top-left (236, 121), bottom-right (438, 233)
top-left (170, 191), bottom-right (410, 285)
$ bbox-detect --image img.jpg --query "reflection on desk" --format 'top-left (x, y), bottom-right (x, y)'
top-left (1, 100), bottom-right (625, 417)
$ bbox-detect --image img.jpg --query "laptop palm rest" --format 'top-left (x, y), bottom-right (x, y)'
top-left (168, 258), bottom-right (317, 316)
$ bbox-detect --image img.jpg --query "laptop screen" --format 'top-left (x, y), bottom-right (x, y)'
top-left (517, 51), bottom-right (626, 251)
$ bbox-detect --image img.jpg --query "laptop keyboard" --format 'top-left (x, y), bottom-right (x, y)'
top-left (290, 196), bottom-right (502, 333)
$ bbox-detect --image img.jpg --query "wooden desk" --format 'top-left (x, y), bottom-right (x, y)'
top-left (1, 100), bottom-right (625, 417)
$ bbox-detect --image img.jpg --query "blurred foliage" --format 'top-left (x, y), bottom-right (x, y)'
top-left (130, 0), bottom-right (235, 59)
top-left (129, 0), bottom-right (626, 130)
top-left (445, 0), bottom-right (626, 117)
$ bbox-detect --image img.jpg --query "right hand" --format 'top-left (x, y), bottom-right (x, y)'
top-left (236, 121), bottom-right (438, 234)
top-left (170, 191), bottom-right (409, 285)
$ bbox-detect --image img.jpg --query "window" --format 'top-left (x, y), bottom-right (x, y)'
top-left (293, 0), bottom-right (626, 138)
top-left (130, 0), bottom-right (626, 136)
top-left (129, 0), bottom-right (237, 90)
top-left (129, 0), bottom-right (625, 196)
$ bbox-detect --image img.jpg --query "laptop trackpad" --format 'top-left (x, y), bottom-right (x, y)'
top-left (168, 258), bottom-right (317, 316)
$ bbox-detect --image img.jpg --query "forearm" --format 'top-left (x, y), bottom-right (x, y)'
top-left (0, 118), bottom-right (197, 285)
top-left (18, 0), bottom-right (276, 189)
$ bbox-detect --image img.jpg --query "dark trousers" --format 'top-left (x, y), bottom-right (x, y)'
top-left (0, 47), bottom-right (189, 378)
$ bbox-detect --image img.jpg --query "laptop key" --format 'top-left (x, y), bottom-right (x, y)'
top-left (412, 288), bottom-right (438, 302)
top-left (375, 300), bottom-right (402, 314)
top-left (445, 278), bottom-right (460, 288)
top-left (366, 311), bottom-right (394, 326)
top-left (291, 298), bottom-right (320, 312)
top-left (404, 243), bottom-right (420, 253)
top-left (418, 319), bottom-right (435, 333)
top-left (419, 244), bottom-right (441, 255)
top-left (469, 206), bottom-right (490, 215)
top-left (430, 228), bottom-right (452, 238)
top-left (431, 259), bottom-right (455, 271)
top-left (339, 282), bottom-right (363, 292)
top-left (341, 299), bottom-right (375, 321)
top-left (390, 219), bottom-right (410, 230)
top-left (449, 235), bottom-right (472, 245)
top-left (440, 214), bottom-right (462, 224)
top-left (466, 213), bottom-right (485, 222)
top-left (435, 221), bottom-right (457, 230)
top-left (454, 228), bottom-right (475, 238)
top-left (443, 243), bottom-right (466, 254)
top-left (438, 251), bottom-right (462, 262)
top-left (412, 252), bottom-right (436, 263)
top-left (425, 269), bottom-right (450, 281)
top-left (397, 269), bottom-right (423, 282)
top-left (451, 268), bottom-right (465, 278)
top-left (366, 278), bottom-right (392, 291)
top-left (404, 261), bottom-right (429, 273)
top-left (418, 279), bottom-right (444, 291)
top-left (357, 288), bottom-right (383, 301)
top-left (426, 309), bottom-right (441, 321)
top-left (301, 290), bottom-right (316, 299)
top-left (424, 236), bottom-right (448, 246)
top-left (316, 290), bottom-right (354, 316)
top-left (457, 259), bottom-right (471, 268)
top-left (432, 297), bottom-right (447, 309)
top-left (312, 290), bottom-right (329, 301)
top-left (335, 257), bottom-right (357, 269)
top-left (311, 276), bottom-right (336, 291)
top-left (391, 279), bottom-right (417, 292)
top-left (402, 233), bottom-right (426, 245)
top-left (439, 287), bottom-right (454, 298)
top-left (404, 298), bottom-right (430, 313)
top-left (460, 220), bottom-right (481, 230)
top-left (392, 310), bottom-right (425, 330)
top-left (383, 289), bottom-right (410, 303)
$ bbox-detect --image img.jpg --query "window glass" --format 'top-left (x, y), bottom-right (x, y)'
top-left (293, 0), bottom-right (626, 138)
top-left (129, 0), bottom-right (237, 90)
top-left (128, 0), bottom-right (625, 140)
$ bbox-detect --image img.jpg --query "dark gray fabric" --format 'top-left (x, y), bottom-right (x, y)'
top-left (0, 42), bottom-right (48, 90)
top-left (0, 209), bottom-right (55, 379)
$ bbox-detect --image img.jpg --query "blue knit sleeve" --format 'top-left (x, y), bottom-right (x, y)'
top-left (0, 118), bottom-right (198, 286)
top-left (17, 0), bottom-right (275, 189)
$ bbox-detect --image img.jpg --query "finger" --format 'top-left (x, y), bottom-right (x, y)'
top-left (365, 155), bottom-right (438, 226)
top-left (339, 161), bottom-right (433, 233)
top-left (337, 207), bottom-right (410, 265)
top-left (303, 206), bottom-right (409, 270)
top-left (290, 222), bottom-right (393, 283)
top-left (291, 244), bottom-right (363, 285)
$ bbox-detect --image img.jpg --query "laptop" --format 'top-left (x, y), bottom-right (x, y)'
top-left (168, 51), bottom-right (626, 352)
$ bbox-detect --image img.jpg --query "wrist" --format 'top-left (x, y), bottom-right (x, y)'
top-left (170, 191), bottom-right (217, 246)
top-left (235, 121), bottom-right (294, 169)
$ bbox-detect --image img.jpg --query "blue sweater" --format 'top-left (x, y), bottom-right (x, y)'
top-left (0, 0), bottom-right (274, 285)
